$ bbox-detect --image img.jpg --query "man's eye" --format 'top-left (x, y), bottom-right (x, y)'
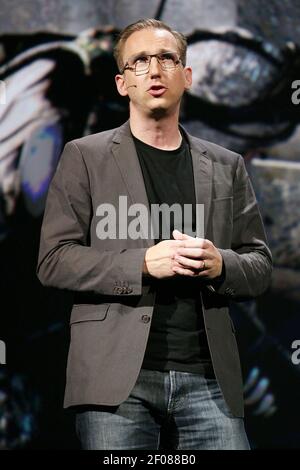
top-left (160, 53), bottom-right (175, 61)
top-left (135, 56), bottom-right (148, 64)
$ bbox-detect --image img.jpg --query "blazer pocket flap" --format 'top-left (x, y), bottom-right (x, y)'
top-left (70, 303), bottom-right (110, 324)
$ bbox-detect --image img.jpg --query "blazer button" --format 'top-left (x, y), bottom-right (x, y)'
top-left (141, 315), bottom-right (151, 323)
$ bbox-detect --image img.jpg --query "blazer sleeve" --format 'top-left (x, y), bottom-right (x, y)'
top-left (36, 141), bottom-right (147, 296)
top-left (211, 154), bottom-right (273, 300)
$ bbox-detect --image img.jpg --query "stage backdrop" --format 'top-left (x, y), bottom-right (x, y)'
top-left (0, 0), bottom-right (300, 449)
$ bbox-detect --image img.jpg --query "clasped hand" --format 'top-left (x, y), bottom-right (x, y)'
top-left (144, 229), bottom-right (223, 279)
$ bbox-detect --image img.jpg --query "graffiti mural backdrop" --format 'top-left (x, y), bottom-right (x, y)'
top-left (0, 0), bottom-right (300, 449)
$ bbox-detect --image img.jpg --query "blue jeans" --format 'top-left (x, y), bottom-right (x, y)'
top-left (75, 369), bottom-right (250, 450)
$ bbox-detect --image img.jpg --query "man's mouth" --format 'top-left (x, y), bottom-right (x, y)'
top-left (147, 85), bottom-right (167, 97)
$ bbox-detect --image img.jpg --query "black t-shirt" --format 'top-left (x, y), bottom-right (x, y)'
top-left (133, 133), bottom-right (214, 375)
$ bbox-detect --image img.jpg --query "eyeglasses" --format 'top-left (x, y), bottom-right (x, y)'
top-left (121, 51), bottom-right (182, 75)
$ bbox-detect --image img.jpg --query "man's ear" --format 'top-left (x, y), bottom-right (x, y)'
top-left (115, 74), bottom-right (128, 97)
top-left (184, 66), bottom-right (192, 90)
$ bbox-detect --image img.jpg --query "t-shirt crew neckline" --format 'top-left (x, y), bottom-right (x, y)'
top-left (132, 131), bottom-right (185, 155)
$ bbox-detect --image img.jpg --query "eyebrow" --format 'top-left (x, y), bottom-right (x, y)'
top-left (127, 49), bottom-right (177, 61)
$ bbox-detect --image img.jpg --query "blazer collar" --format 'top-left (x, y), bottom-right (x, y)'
top-left (111, 120), bottom-right (213, 241)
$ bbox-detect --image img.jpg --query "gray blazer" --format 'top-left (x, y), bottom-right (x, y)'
top-left (37, 120), bottom-right (272, 417)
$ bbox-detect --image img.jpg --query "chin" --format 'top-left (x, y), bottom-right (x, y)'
top-left (148, 104), bottom-right (170, 119)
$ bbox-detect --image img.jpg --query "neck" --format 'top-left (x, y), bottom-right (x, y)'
top-left (129, 106), bottom-right (182, 150)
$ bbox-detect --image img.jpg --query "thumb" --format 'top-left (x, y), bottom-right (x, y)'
top-left (172, 229), bottom-right (193, 240)
top-left (172, 229), bottom-right (183, 240)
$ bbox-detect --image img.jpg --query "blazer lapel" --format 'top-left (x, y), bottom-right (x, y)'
top-left (111, 121), bottom-right (154, 247)
top-left (180, 127), bottom-right (213, 239)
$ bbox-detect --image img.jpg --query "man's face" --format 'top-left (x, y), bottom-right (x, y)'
top-left (115, 28), bottom-right (192, 117)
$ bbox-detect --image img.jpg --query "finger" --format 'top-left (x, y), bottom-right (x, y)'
top-left (175, 261), bottom-right (210, 277)
top-left (175, 255), bottom-right (207, 271)
top-left (172, 266), bottom-right (200, 276)
top-left (169, 240), bottom-right (188, 254)
top-left (170, 240), bottom-right (186, 246)
top-left (173, 264), bottom-right (209, 277)
top-left (172, 229), bottom-right (193, 240)
top-left (176, 248), bottom-right (211, 259)
top-left (181, 238), bottom-right (208, 248)
top-left (172, 229), bottom-right (182, 240)
top-left (193, 269), bottom-right (209, 277)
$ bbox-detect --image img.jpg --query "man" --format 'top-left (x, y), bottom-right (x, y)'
top-left (37, 19), bottom-right (272, 450)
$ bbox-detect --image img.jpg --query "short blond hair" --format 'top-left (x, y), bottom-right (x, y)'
top-left (113, 18), bottom-right (187, 72)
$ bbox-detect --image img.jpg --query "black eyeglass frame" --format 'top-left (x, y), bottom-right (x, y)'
top-left (120, 51), bottom-right (182, 75)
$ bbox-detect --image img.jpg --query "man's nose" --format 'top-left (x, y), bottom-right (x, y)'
top-left (149, 56), bottom-right (161, 76)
